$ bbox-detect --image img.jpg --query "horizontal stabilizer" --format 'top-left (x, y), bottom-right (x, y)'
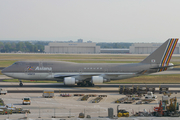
top-left (150, 64), bottom-right (180, 69)
top-left (137, 70), bottom-right (147, 75)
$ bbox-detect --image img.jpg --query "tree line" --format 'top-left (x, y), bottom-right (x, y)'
top-left (0, 41), bottom-right (48, 53)
top-left (0, 40), bottom-right (132, 53)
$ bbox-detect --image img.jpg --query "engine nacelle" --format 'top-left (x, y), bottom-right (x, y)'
top-left (64, 77), bottom-right (75, 85)
top-left (91, 76), bottom-right (105, 84)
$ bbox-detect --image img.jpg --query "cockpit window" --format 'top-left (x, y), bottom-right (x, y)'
top-left (13, 62), bottom-right (18, 65)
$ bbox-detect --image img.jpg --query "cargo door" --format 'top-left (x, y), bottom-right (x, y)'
top-left (48, 69), bottom-right (52, 78)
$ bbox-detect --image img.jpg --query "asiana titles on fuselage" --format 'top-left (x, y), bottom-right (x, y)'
top-left (35, 66), bottom-right (52, 71)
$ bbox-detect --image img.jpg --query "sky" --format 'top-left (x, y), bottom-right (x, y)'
top-left (0, 0), bottom-right (180, 43)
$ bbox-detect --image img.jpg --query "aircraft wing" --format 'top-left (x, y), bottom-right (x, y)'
top-left (54, 72), bottom-right (140, 79)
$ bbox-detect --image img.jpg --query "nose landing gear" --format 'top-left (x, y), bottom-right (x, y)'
top-left (19, 80), bottom-right (23, 87)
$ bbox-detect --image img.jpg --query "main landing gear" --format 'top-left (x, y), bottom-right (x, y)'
top-left (77, 81), bottom-right (94, 87)
top-left (19, 80), bottom-right (23, 87)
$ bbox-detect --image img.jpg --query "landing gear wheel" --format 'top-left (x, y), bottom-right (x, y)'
top-left (88, 82), bottom-right (94, 87)
top-left (85, 81), bottom-right (94, 87)
top-left (85, 83), bottom-right (89, 87)
top-left (19, 82), bottom-right (23, 87)
top-left (77, 83), bottom-right (81, 86)
top-left (77, 81), bottom-right (95, 87)
top-left (81, 83), bottom-right (85, 87)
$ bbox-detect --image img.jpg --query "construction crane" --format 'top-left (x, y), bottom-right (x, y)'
top-left (153, 97), bottom-right (180, 117)
top-left (154, 100), bottom-right (163, 117)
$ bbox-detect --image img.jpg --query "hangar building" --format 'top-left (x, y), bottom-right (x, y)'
top-left (45, 42), bottom-right (100, 54)
top-left (129, 43), bottom-right (180, 54)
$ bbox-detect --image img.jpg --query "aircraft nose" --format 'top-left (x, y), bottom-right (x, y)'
top-left (1, 68), bottom-right (5, 74)
top-left (1, 67), bottom-right (7, 75)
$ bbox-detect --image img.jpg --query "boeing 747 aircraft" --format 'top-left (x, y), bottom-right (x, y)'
top-left (1, 38), bottom-right (179, 87)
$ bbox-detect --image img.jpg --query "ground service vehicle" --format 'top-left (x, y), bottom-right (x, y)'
top-left (0, 88), bottom-right (7, 95)
top-left (42, 90), bottom-right (54, 98)
top-left (117, 105), bottom-right (129, 117)
top-left (0, 108), bottom-right (12, 115)
top-left (119, 86), bottom-right (155, 95)
top-left (145, 92), bottom-right (157, 100)
top-left (79, 113), bottom-right (85, 118)
top-left (22, 97), bottom-right (31, 105)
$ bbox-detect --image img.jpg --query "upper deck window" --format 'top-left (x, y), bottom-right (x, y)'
top-left (30, 63), bottom-right (39, 66)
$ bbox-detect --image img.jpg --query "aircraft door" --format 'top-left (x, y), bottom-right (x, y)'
top-left (48, 69), bottom-right (52, 78)
top-left (79, 68), bottom-right (83, 74)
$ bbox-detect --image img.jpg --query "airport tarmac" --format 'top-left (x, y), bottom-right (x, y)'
top-left (0, 83), bottom-right (180, 119)
top-left (1, 91), bottom-right (180, 120)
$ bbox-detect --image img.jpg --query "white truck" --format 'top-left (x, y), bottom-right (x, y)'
top-left (0, 88), bottom-right (7, 95)
top-left (145, 92), bottom-right (157, 100)
top-left (22, 97), bottom-right (31, 105)
top-left (42, 90), bottom-right (54, 98)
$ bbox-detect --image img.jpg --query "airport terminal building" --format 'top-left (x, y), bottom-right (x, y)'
top-left (129, 43), bottom-right (180, 54)
top-left (45, 42), bottom-right (100, 54)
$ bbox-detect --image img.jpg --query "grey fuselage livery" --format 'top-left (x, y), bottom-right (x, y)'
top-left (2, 61), bottom-right (158, 81)
top-left (1, 38), bottom-right (179, 86)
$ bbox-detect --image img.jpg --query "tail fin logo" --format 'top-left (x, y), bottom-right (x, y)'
top-left (151, 59), bottom-right (156, 63)
top-left (159, 38), bottom-right (179, 71)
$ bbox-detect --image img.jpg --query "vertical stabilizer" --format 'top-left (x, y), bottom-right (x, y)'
top-left (141, 38), bottom-right (179, 69)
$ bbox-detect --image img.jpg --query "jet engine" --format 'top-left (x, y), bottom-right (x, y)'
top-left (64, 77), bottom-right (75, 85)
top-left (91, 76), bottom-right (107, 84)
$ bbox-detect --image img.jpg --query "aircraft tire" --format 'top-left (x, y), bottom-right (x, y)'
top-left (77, 83), bottom-right (80, 86)
top-left (19, 83), bottom-right (23, 87)
top-left (85, 83), bottom-right (89, 87)
top-left (86, 82), bottom-right (93, 87)
top-left (80, 83), bottom-right (84, 87)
